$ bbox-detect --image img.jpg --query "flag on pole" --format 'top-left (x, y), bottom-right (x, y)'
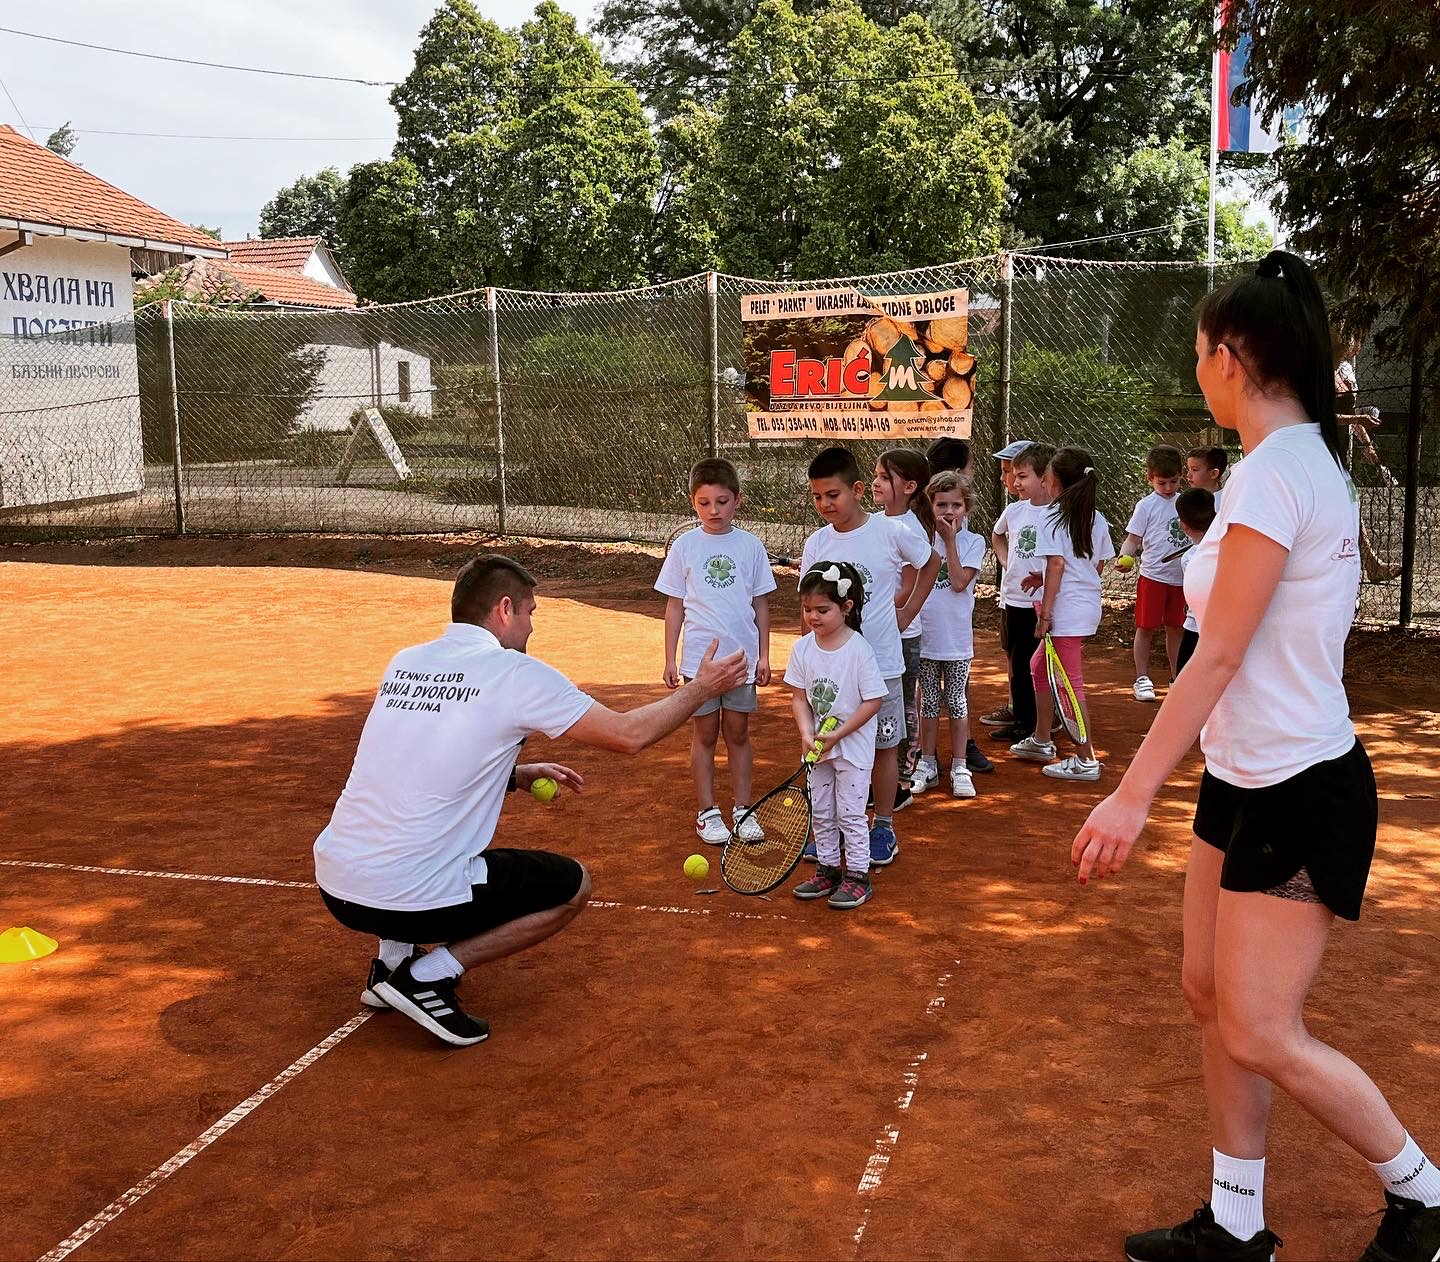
top-left (1216, 0), bottom-right (1302, 153)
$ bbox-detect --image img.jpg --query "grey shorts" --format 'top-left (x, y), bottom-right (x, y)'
top-left (875, 676), bottom-right (905, 750)
top-left (685, 680), bottom-right (759, 717)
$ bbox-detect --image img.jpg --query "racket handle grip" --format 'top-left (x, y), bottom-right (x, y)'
top-left (806, 715), bottom-right (840, 764)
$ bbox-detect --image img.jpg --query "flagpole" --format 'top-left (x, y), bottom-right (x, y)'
top-left (1208, 1), bottom-right (1222, 272)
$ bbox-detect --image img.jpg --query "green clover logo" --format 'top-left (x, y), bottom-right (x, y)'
top-left (1017, 525), bottom-right (1038, 556)
top-left (704, 555), bottom-right (737, 589)
top-left (810, 678), bottom-right (839, 716)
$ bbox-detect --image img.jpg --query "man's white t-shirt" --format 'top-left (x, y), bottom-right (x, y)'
top-left (896, 509), bottom-right (930, 642)
top-left (917, 527), bottom-right (987, 660)
top-left (1035, 509), bottom-right (1115, 637)
top-left (1184, 423), bottom-right (1360, 788)
top-left (800, 513), bottom-right (932, 678)
top-left (314, 623), bottom-right (594, 910)
top-left (784, 630), bottom-right (888, 769)
top-left (994, 499), bottom-right (1049, 607)
top-left (1180, 546), bottom-right (1199, 633)
top-left (1127, 490), bottom-right (1187, 586)
top-left (655, 524), bottom-right (776, 682)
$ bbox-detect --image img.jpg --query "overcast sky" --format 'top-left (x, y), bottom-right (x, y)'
top-left (0, 1), bottom-right (595, 242)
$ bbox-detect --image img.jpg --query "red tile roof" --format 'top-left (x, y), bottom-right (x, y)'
top-left (220, 236), bottom-right (321, 272)
top-left (0, 124), bottom-right (223, 254)
top-left (144, 256), bottom-right (357, 310)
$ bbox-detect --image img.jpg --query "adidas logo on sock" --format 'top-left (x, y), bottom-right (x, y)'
top-left (1213, 1179), bottom-right (1256, 1196)
top-left (1392, 1158), bottom-right (1429, 1187)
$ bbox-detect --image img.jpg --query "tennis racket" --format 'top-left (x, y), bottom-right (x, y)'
top-left (721, 715), bottom-right (839, 896)
top-left (1160, 541), bottom-right (1192, 564)
top-left (1044, 635), bottom-right (1088, 745)
top-left (664, 520), bottom-right (699, 556)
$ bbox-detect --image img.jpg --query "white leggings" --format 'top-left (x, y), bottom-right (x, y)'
top-left (810, 756), bottom-right (871, 875)
top-left (918, 657), bottom-right (971, 721)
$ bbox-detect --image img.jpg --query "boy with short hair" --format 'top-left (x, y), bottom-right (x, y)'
top-left (1173, 487), bottom-right (1215, 675)
top-left (1186, 444), bottom-right (1228, 506)
top-left (1118, 444), bottom-right (1187, 702)
top-left (989, 441), bottom-right (1055, 745)
top-left (800, 445), bottom-right (938, 867)
top-left (979, 439), bottom-right (1034, 730)
top-left (657, 457), bottom-right (776, 845)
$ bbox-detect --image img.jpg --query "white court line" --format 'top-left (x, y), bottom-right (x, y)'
top-left (0, 859), bottom-right (791, 921)
top-left (850, 968), bottom-right (954, 1251)
top-left (36, 1011), bottom-right (374, 1262)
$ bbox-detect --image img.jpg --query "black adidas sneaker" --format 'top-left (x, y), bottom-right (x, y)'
top-left (1125, 1204), bottom-right (1281, 1262)
top-left (1360, 1192), bottom-right (1440, 1262)
top-left (373, 958), bottom-right (489, 1047)
top-left (360, 947), bottom-right (428, 1010)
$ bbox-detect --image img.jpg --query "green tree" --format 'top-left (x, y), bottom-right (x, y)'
top-left (44, 121), bottom-right (77, 158)
top-left (713, 0), bottom-right (1010, 278)
top-left (337, 157), bottom-right (445, 303)
top-left (1224, 1), bottom-right (1439, 367)
top-left (259, 167), bottom-right (348, 258)
top-left (191, 224), bottom-right (222, 241)
top-left (651, 102), bottom-right (723, 277)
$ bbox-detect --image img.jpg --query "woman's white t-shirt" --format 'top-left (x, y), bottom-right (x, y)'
top-left (994, 499), bottom-right (1049, 607)
top-left (784, 630), bottom-right (888, 769)
top-left (917, 527), bottom-right (987, 660)
top-left (655, 524), bottom-right (777, 682)
top-left (1034, 509), bottom-right (1115, 637)
top-left (1184, 423), bottom-right (1360, 788)
top-left (897, 508), bottom-right (931, 642)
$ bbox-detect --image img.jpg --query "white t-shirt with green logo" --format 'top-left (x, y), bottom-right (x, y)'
top-left (1127, 490), bottom-right (1188, 586)
top-left (917, 527), bottom-right (987, 660)
top-left (1035, 508), bottom-right (1116, 637)
top-left (994, 499), bottom-right (1049, 608)
top-left (655, 524), bottom-right (777, 683)
top-left (784, 629), bottom-right (888, 769)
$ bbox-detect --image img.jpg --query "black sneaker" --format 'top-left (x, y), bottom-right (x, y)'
top-left (965, 739), bottom-right (994, 774)
top-left (1125, 1205), bottom-right (1280, 1262)
top-left (360, 947), bottom-right (427, 1009)
top-left (373, 958), bottom-right (490, 1047)
top-left (893, 784), bottom-right (914, 812)
top-left (989, 724), bottom-right (1030, 743)
top-left (1360, 1191), bottom-right (1440, 1262)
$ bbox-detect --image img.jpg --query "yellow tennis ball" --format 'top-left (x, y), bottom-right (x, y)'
top-left (1115, 555), bottom-right (1136, 571)
top-left (684, 854), bottom-right (709, 880)
top-left (530, 776), bottom-right (558, 802)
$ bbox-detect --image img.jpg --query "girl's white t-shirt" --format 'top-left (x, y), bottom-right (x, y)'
top-left (1126, 490), bottom-right (1188, 585)
top-left (1184, 423), bottom-right (1360, 788)
top-left (654, 524), bottom-right (777, 682)
top-left (917, 527), bottom-right (987, 660)
top-left (994, 499), bottom-right (1049, 607)
top-left (784, 630), bottom-right (888, 770)
top-left (799, 512), bottom-right (933, 678)
top-left (1034, 508), bottom-right (1115, 637)
top-left (897, 508), bottom-right (931, 641)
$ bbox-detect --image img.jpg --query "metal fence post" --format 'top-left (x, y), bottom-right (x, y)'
top-left (162, 300), bottom-right (186, 535)
top-left (998, 251), bottom-right (1013, 452)
top-left (706, 271), bottom-right (720, 458)
top-left (1398, 334), bottom-right (1424, 627)
top-left (487, 286), bottom-right (508, 537)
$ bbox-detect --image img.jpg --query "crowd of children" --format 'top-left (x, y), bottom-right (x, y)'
top-left (655, 436), bottom-right (1226, 910)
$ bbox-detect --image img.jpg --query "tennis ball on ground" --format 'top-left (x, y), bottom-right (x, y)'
top-left (684, 854), bottom-right (710, 880)
top-left (530, 776), bottom-right (558, 802)
top-left (1115, 555), bottom-right (1136, 571)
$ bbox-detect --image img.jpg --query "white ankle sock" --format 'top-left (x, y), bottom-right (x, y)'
top-left (410, 946), bottom-right (464, 983)
top-left (378, 939), bottom-right (413, 969)
top-left (1371, 1133), bottom-right (1440, 1207)
top-left (1211, 1149), bottom-right (1265, 1240)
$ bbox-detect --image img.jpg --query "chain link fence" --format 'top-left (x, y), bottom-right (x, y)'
top-left (1, 254), bottom-right (1435, 628)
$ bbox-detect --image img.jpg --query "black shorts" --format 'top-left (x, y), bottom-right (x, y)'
top-left (320, 849), bottom-right (585, 944)
top-left (1193, 739), bottom-right (1377, 921)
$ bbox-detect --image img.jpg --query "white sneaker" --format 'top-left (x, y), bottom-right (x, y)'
top-left (696, 807), bottom-right (730, 845)
top-left (949, 764), bottom-right (976, 798)
top-left (910, 755), bottom-right (940, 794)
top-left (1042, 755), bottom-right (1102, 782)
top-left (732, 806), bottom-right (764, 841)
top-left (1009, 735), bottom-right (1057, 762)
top-left (1132, 675), bottom-right (1157, 703)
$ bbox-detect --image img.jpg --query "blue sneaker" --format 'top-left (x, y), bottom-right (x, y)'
top-left (801, 835), bottom-right (818, 862)
top-left (869, 820), bottom-right (898, 866)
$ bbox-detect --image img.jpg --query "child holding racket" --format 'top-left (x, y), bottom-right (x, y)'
top-left (1118, 444), bottom-right (1187, 703)
top-left (1011, 446), bottom-right (1115, 781)
top-left (912, 472), bottom-right (986, 798)
top-left (786, 562), bottom-right (886, 910)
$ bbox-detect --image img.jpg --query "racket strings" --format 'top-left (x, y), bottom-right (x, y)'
top-left (721, 785), bottom-right (812, 894)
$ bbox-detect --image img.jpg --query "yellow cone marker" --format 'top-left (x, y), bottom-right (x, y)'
top-left (0, 927), bottom-right (58, 963)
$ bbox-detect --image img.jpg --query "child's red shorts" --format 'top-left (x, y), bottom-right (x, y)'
top-left (1135, 575), bottom-right (1186, 630)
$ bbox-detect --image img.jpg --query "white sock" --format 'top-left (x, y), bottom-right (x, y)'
top-left (378, 939), bottom-right (413, 969)
top-left (1211, 1150), bottom-right (1265, 1240)
top-left (410, 946), bottom-right (464, 983)
top-left (1371, 1133), bottom-right (1440, 1207)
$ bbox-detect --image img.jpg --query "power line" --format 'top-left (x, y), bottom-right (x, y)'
top-left (1026, 217), bottom-right (1209, 252)
top-left (0, 25), bottom-right (399, 86)
top-left (37, 125), bottom-right (392, 142)
top-left (0, 70), bottom-right (37, 141)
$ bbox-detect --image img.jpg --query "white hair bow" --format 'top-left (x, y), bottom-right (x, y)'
top-left (820, 564), bottom-right (852, 597)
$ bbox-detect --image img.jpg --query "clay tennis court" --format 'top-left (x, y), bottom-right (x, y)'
top-left (3, 534), bottom-right (1438, 1262)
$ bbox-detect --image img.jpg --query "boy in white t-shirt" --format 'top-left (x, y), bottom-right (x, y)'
top-left (657, 458), bottom-right (777, 845)
top-left (977, 438), bottom-right (1033, 731)
top-left (1116, 444), bottom-right (1187, 703)
top-left (1186, 444), bottom-right (1228, 508)
top-left (989, 441), bottom-right (1055, 745)
top-left (799, 446), bottom-right (937, 868)
top-left (1173, 486), bottom-right (1215, 676)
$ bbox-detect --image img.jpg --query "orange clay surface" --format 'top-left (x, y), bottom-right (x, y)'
top-left (2, 535), bottom-right (1438, 1262)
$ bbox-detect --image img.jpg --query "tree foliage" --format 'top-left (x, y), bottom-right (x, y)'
top-left (44, 122), bottom-right (77, 158)
top-left (259, 167), bottom-right (348, 259)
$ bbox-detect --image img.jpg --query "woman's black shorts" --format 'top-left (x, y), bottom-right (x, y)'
top-left (320, 848), bottom-right (585, 943)
top-left (1193, 739), bottom-right (1377, 921)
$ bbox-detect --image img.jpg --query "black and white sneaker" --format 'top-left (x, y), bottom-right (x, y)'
top-left (373, 958), bottom-right (490, 1047)
top-left (1360, 1192), bottom-right (1440, 1262)
top-left (359, 947), bottom-right (428, 1010)
top-left (1125, 1204), bottom-right (1281, 1262)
